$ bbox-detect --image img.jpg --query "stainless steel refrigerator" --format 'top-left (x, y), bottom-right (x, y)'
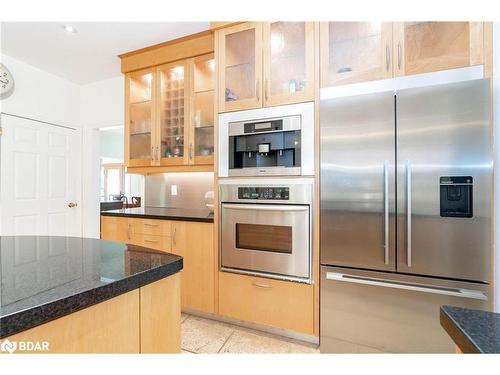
top-left (320, 78), bottom-right (492, 353)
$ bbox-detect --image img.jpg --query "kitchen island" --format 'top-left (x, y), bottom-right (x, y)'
top-left (0, 236), bottom-right (183, 353)
top-left (440, 305), bottom-right (500, 353)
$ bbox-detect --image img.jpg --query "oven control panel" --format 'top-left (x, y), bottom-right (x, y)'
top-left (237, 187), bottom-right (290, 200)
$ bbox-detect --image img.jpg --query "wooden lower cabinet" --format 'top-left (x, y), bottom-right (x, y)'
top-left (218, 271), bottom-right (314, 335)
top-left (172, 221), bottom-right (215, 313)
top-left (100, 215), bottom-right (215, 314)
top-left (5, 274), bottom-right (181, 353)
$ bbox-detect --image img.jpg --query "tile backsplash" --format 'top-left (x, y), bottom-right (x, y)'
top-left (145, 172), bottom-right (214, 209)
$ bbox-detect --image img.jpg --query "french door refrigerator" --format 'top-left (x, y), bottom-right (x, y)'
top-left (320, 78), bottom-right (492, 353)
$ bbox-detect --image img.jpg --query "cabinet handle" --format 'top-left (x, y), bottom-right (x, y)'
top-left (156, 146), bottom-right (160, 162)
top-left (256, 80), bottom-right (260, 101)
top-left (189, 143), bottom-right (193, 161)
top-left (265, 79), bottom-right (268, 101)
top-left (252, 282), bottom-right (273, 289)
top-left (127, 223), bottom-right (131, 240)
top-left (144, 239), bottom-right (160, 243)
top-left (397, 41), bottom-right (402, 70)
top-left (173, 227), bottom-right (177, 245)
top-left (151, 146), bottom-right (155, 161)
top-left (144, 223), bottom-right (159, 227)
top-left (385, 45), bottom-right (390, 72)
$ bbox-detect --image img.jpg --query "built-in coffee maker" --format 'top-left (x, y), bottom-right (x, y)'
top-left (228, 115), bottom-right (301, 176)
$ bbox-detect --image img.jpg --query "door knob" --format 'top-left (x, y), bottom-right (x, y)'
top-left (68, 202), bottom-right (78, 208)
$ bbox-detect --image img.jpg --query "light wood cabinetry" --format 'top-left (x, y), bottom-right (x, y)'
top-left (171, 221), bottom-right (215, 313)
top-left (320, 22), bottom-right (393, 87)
top-left (217, 22), bottom-right (315, 112)
top-left (5, 274), bottom-right (181, 353)
top-left (122, 32), bottom-right (215, 172)
top-left (218, 271), bottom-right (314, 335)
top-left (125, 68), bottom-right (157, 167)
top-left (392, 22), bottom-right (484, 77)
top-left (320, 22), bottom-right (487, 87)
top-left (125, 54), bottom-right (216, 169)
top-left (100, 216), bottom-right (215, 314)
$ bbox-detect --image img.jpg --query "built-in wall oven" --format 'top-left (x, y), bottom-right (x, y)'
top-left (219, 178), bottom-right (313, 283)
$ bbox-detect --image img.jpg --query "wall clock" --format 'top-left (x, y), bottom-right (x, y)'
top-left (0, 63), bottom-right (15, 99)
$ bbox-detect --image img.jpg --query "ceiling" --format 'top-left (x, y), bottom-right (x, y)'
top-left (0, 22), bottom-right (210, 84)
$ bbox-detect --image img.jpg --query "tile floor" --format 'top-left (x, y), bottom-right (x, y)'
top-left (181, 313), bottom-right (320, 354)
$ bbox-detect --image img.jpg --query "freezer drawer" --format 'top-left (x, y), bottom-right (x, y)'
top-left (320, 266), bottom-right (490, 353)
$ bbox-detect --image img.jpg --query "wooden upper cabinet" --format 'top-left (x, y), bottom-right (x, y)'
top-left (320, 22), bottom-right (393, 87)
top-left (218, 22), bottom-right (263, 112)
top-left (157, 60), bottom-right (189, 166)
top-left (191, 53), bottom-right (216, 165)
top-left (125, 68), bottom-right (156, 167)
top-left (393, 22), bottom-right (484, 77)
top-left (263, 22), bottom-right (315, 106)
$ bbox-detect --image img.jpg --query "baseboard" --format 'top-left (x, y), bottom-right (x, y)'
top-left (182, 309), bottom-right (320, 345)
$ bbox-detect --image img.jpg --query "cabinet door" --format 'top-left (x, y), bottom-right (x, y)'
top-left (218, 22), bottom-right (263, 112)
top-left (393, 22), bottom-right (484, 77)
top-left (320, 22), bottom-right (393, 87)
top-left (263, 22), bottom-right (315, 106)
top-left (125, 68), bottom-right (156, 167)
top-left (157, 61), bottom-right (189, 165)
top-left (171, 221), bottom-right (215, 313)
top-left (190, 54), bottom-right (215, 165)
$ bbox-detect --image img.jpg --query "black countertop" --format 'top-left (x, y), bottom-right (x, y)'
top-left (101, 207), bottom-right (214, 223)
top-left (440, 305), bottom-right (500, 353)
top-left (0, 236), bottom-right (183, 338)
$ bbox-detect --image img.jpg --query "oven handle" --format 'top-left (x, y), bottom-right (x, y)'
top-left (221, 203), bottom-right (309, 212)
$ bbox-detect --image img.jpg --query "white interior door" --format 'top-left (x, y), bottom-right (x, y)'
top-left (0, 114), bottom-right (82, 237)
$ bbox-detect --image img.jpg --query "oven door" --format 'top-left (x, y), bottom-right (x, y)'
top-left (221, 203), bottom-right (310, 280)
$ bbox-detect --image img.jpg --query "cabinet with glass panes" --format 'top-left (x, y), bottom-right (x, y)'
top-left (125, 68), bottom-right (156, 167)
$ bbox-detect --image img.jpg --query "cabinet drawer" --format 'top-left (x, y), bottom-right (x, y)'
top-left (218, 272), bottom-right (314, 335)
top-left (131, 218), bottom-right (172, 236)
top-left (101, 216), bottom-right (130, 242)
top-left (130, 233), bottom-right (172, 252)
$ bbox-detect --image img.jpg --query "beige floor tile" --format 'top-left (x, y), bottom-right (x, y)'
top-left (181, 313), bottom-right (189, 323)
top-left (219, 328), bottom-right (293, 354)
top-left (181, 316), bottom-right (235, 354)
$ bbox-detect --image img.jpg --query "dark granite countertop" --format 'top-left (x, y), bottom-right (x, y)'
top-left (0, 236), bottom-right (183, 338)
top-left (440, 305), bottom-right (500, 353)
top-left (101, 206), bottom-right (214, 223)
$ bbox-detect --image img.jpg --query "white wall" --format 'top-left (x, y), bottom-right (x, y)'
top-left (100, 128), bottom-right (124, 160)
top-left (0, 54), bottom-right (82, 127)
top-left (1, 53), bottom-right (125, 239)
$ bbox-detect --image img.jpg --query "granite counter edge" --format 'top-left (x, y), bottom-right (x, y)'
top-left (0, 258), bottom-right (183, 339)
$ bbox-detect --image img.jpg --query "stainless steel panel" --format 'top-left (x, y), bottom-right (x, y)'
top-left (228, 114), bottom-right (301, 136)
top-left (396, 79), bottom-right (491, 282)
top-left (320, 91), bottom-right (396, 271)
top-left (228, 166), bottom-right (301, 177)
top-left (145, 172), bottom-right (214, 209)
top-left (320, 266), bottom-right (490, 353)
top-left (219, 178), bottom-right (313, 205)
top-left (221, 203), bottom-right (310, 280)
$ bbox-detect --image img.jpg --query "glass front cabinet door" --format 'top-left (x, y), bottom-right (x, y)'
top-left (191, 53), bottom-right (216, 165)
top-left (157, 61), bottom-right (189, 165)
top-left (320, 22), bottom-right (393, 87)
top-left (125, 68), bottom-right (156, 167)
top-left (393, 22), bottom-right (484, 77)
top-left (218, 22), bottom-right (263, 112)
top-left (263, 22), bottom-right (315, 106)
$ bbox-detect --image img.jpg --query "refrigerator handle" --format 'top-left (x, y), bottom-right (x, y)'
top-left (406, 160), bottom-right (412, 267)
top-left (326, 272), bottom-right (487, 300)
top-left (383, 160), bottom-right (389, 265)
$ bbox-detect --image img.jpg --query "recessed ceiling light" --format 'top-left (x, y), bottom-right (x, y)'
top-left (62, 25), bottom-right (77, 34)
